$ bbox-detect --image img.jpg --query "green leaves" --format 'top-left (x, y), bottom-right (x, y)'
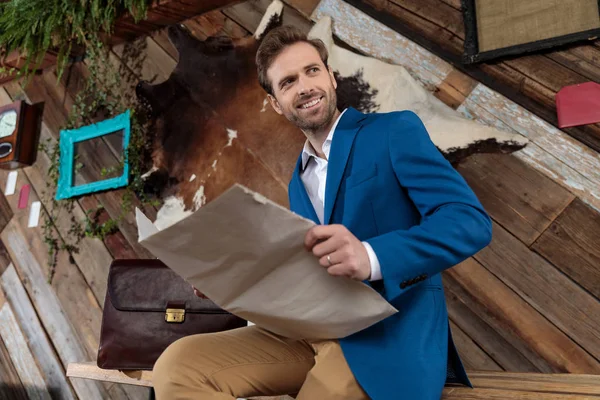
top-left (0, 0), bottom-right (151, 81)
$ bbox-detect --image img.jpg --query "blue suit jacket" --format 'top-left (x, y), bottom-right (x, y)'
top-left (288, 107), bottom-right (492, 400)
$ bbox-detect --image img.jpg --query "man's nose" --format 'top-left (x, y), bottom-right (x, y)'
top-left (297, 75), bottom-right (314, 96)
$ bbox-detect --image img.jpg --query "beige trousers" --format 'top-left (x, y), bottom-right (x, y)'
top-left (152, 326), bottom-right (369, 400)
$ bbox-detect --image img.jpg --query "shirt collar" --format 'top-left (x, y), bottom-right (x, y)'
top-left (301, 108), bottom-right (347, 171)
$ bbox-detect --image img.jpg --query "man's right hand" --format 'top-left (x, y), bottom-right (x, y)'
top-left (192, 286), bottom-right (208, 299)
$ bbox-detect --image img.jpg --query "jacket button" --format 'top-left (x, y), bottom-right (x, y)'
top-left (400, 281), bottom-right (408, 289)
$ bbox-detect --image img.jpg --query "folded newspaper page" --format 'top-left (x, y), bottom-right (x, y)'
top-left (135, 184), bottom-right (397, 339)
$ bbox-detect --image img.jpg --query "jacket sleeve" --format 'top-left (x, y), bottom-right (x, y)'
top-left (365, 111), bottom-right (492, 304)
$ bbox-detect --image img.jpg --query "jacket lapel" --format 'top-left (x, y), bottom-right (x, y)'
top-left (324, 107), bottom-right (367, 224)
top-left (290, 155), bottom-right (320, 225)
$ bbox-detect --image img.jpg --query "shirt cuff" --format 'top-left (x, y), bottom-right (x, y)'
top-left (362, 241), bottom-right (382, 281)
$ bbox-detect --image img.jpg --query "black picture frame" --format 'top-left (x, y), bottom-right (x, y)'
top-left (462, 0), bottom-right (600, 64)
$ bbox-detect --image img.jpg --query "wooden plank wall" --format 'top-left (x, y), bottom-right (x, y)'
top-left (0, 1), bottom-right (599, 398)
top-left (341, 0), bottom-right (600, 153)
top-left (312, 0), bottom-right (600, 214)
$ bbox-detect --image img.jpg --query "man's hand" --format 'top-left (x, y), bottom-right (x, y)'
top-left (305, 224), bottom-right (371, 281)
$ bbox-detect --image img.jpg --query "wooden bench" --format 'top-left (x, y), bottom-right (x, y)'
top-left (67, 362), bottom-right (600, 399)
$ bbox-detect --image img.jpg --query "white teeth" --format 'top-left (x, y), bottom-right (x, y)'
top-left (301, 98), bottom-right (321, 109)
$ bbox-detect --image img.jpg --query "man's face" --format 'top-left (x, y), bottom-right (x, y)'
top-left (266, 42), bottom-right (338, 133)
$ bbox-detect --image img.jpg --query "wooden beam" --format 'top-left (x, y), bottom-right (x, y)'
top-left (109, 0), bottom-right (246, 45)
top-left (282, 0), bottom-right (322, 18)
top-left (446, 258), bottom-right (600, 373)
top-left (457, 99), bottom-right (600, 213)
top-left (0, 240), bottom-right (12, 276)
top-left (457, 154), bottom-right (574, 246)
top-left (345, 0), bottom-right (600, 152)
top-left (66, 362), bottom-right (600, 398)
top-left (475, 222), bottom-right (600, 362)
top-left (0, 156), bottom-right (139, 400)
top-left (444, 270), bottom-right (541, 372)
top-left (532, 199), bottom-right (600, 300)
top-left (0, 189), bottom-right (13, 234)
top-left (1, 265), bottom-right (77, 400)
top-left (0, 302), bottom-right (52, 400)
top-left (449, 320), bottom-right (503, 372)
top-left (0, 221), bottom-right (108, 399)
top-left (151, 8), bottom-right (250, 61)
top-left (312, 0), bottom-right (600, 214)
top-left (469, 371), bottom-right (600, 396)
top-left (67, 362), bottom-right (153, 388)
top-left (433, 69), bottom-right (478, 110)
top-left (112, 36), bottom-right (177, 84)
top-left (0, 332), bottom-right (28, 400)
top-left (442, 387), bottom-right (599, 399)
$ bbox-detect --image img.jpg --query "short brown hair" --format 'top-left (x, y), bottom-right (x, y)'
top-left (256, 25), bottom-right (329, 96)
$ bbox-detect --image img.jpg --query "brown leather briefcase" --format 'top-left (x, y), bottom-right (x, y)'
top-left (97, 259), bottom-right (247, 370)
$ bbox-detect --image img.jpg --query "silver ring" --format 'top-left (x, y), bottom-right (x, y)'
top-left (327, 255), bottom-right (332, 266)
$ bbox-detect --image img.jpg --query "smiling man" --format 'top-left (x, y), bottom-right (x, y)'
top-left (152, 26), bottom-right (493, 400)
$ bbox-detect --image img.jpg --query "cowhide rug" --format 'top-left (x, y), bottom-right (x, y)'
top-left (136, 0), bottom-right (527, 228)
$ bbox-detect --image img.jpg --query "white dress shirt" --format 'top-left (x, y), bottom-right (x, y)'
top-left (300, 109), bottom-right (382, 281)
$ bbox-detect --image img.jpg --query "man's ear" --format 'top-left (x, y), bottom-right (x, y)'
top-left (328, 66), bottom-right (337, 90)
top-left (267, 94), bottom-right (283, 115)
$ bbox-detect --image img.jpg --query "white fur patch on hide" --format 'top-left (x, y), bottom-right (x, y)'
top-left (226, 129), bottom-right (238, 147)
top-left (154, 185), bottom-right (208, 229)
top-left (194, 185), bottom-right (207, 208)
top-left (154, 196), bottom-right (193, 231)
top-left (141, 165), bottom-right (158, 180)
top-left (254, 0), bottom-right (283, 40)
top-left (308, 17), bottom-right (528, 153)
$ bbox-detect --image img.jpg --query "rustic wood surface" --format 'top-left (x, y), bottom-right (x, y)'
top-left (67, 362), bottom-right (600, 398)
top-left (532, 199), bottom-right (600, 300)
top-left (443, 267), bottom-right (544, 372)
top-left (350, 0), bottom-right (600, 152)
top-left (0, 302), bottom-right (52, 400)
top-left (2, 1), bottom-right (600, 399)
top-left (470, 371), bottom-right (600, 395)
top-left (475, 222), bottom-right (600, 361)
top-left (312, 0), bottom-right (600, 214)
top-left (0, 288), bottom-right (29, 400)
top-left (449, 319), bottom-right (503, 372)
top-left (1, 265), bottom-right (77, 400)
top-left (457, 153), bottom-right (574, 246)
top-left (446, 258), bottom-right (600, 373)
top-left (3, 78), bottom-right (155, 261)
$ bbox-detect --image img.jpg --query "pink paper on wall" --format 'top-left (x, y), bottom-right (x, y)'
top-left (18, 184), bottom-right (30, 209)
top-left (556, 82), bottom-right (600, 128)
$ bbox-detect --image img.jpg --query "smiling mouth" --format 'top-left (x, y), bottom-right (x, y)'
top-left (298, 96), bottom-right (323, 110)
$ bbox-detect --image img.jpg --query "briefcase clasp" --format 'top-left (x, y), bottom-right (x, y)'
top-left (165, 308), bottom-right (185, 323)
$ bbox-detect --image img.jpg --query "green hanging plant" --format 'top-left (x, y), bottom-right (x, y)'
top-left (0, 0), bottom-right (152, 82)
top-left (31, 34), bottom-right (161, 283)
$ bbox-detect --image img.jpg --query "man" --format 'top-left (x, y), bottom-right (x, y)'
top-left (153, 25), bottom-right (492, 400)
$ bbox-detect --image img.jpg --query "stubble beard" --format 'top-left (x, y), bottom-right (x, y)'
top-left (286, 88), bottom-right (338, 135)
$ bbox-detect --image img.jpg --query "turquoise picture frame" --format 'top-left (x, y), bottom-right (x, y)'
top-left (55, 110), bottom-right (131, 200)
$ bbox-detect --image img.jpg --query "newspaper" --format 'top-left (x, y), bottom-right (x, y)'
top-left (135, 184), bottom-right (397, 339)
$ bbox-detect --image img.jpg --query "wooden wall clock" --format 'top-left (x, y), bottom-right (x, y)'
top-left (0, 100), bottom-right (44, 170)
